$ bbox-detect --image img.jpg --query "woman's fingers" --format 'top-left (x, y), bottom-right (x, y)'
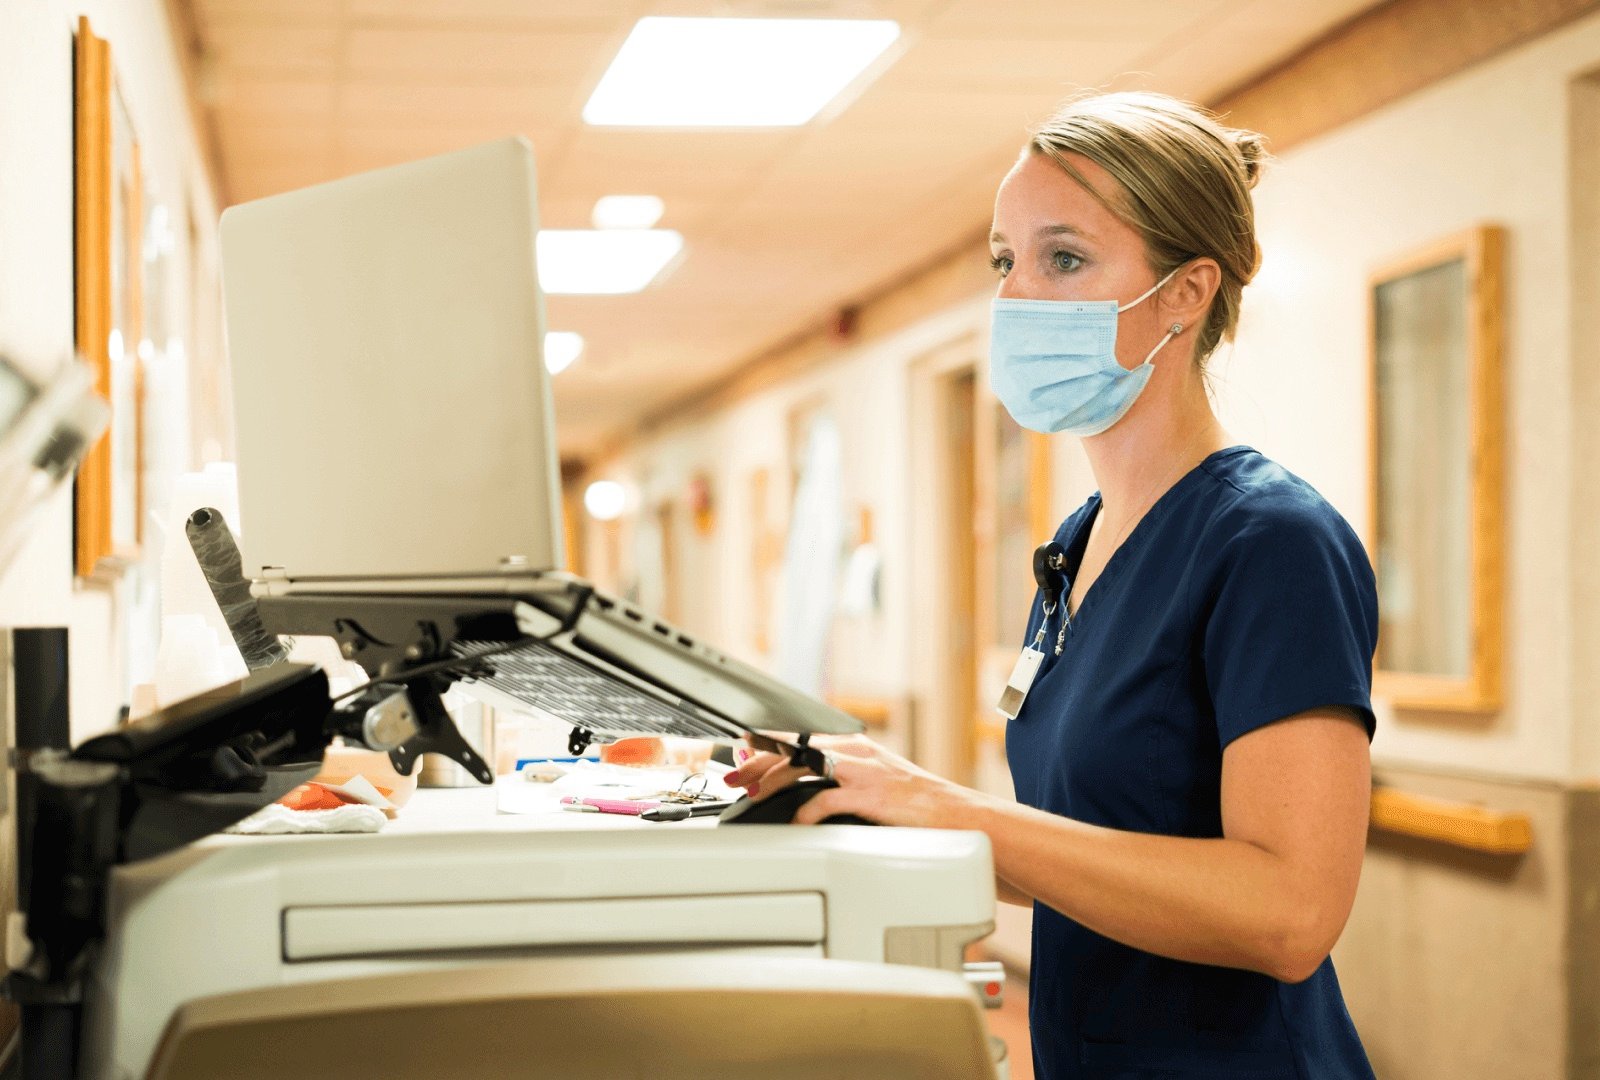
top-left (726, 750), bottom-right (812, 800)
top-left (726, 733), bottom-right (954, 829)
top-left (725, 733), bottom-right (895, 806)
top-left (750, 759), bottom-right (814, 800)
top-left (792, 786), bottom-right (871, 826)
top-left (725, 750), bottom-right (782, 786)
top-left (761, 731), bottom-right (874, 752)
top-left (727, 748), bottom-right (780, 779)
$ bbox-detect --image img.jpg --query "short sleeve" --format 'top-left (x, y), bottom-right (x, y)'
top-left (1200, 497), bottom-right (1379, 748)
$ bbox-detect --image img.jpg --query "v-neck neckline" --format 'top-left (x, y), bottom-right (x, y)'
top-left (1062, 445), bottom-right (1252, 625)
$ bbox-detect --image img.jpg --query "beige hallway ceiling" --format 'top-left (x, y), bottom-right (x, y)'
top-left (188, 0), bottom-right (1382, 457)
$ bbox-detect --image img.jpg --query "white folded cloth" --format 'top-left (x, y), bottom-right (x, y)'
top-left (225, 803), bottom-right (388, 835)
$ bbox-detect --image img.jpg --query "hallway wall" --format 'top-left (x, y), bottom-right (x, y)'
top-left (583, 9), bottom-right (1600, 1077)
top-left (0, 0), bottom-right (222, 1050)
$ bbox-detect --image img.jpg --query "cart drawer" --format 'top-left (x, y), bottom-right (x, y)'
top-left (283, 892), bottom-right (825, 960)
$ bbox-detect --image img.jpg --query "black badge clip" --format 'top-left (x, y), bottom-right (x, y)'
top-left (1032, 541), bottom-right (1068, 613)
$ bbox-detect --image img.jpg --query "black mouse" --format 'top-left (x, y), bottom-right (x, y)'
top-left (717, 778), bottom-right (875, 826)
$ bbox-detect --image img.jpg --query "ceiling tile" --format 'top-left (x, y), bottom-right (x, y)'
top-left (209, 76), bottom-right (337, 119)
top-left (193, 0), bottom-right (1389, 457)
top-left (343, 26), bottom-right (618, 80)
top-left (545, 128), bottom-right (792, 203)
top-left (879, 34), bottom-right (1155, 93)
top-left (201, 24), bottom-right (341, 77)
top-left (338, 81), bottom-right (579, 123)
top-left (334, 128), bottom-right (562, 177)
top-left (218, 118), bottom-right (335, 158)
top-left (346, 0), bottom-right (645, 22)
top-left (192, 0), bottom-right (343, 29)
top-left (228, 162), bottom-right (343, 203)
top-left (928, 0), bottom-right (1232, 37)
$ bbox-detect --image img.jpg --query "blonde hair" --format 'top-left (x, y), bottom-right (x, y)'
top-left (1027, 91), bottom-right (1267, 361)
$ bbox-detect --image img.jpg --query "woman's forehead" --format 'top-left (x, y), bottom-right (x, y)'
top-left (992, 151), bottom-right (1127, 243)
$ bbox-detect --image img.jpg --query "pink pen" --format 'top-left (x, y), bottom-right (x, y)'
top-left (559, 795), bottom-right (658, 816)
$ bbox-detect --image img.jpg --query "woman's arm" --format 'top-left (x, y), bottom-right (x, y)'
top-left (727, 711), bottom-right (1369, 980)
top-left (961, 709), bottom-right (1370, 982)
top-left (995, 876), bottom-right (1035, 907)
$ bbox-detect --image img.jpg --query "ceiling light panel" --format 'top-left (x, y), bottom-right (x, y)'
top-left (582, 17), bottom-right (901, 127)
top-left (544, 331), bottom-right (584, 375)
top-left (592, 195), bottom-right (665, 229)
top-left (536, 229), bottom-right (684, 294)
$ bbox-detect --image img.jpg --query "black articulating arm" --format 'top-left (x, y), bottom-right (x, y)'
top-left (5, 664), bottom-right (333, 1080)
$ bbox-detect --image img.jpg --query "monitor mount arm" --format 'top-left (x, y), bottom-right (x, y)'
top-left (254, 588), bottom-right (601, 778)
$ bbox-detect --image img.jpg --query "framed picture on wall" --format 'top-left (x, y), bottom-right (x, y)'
top-left (109, 82), bottom-right (145, 556)
top-left (1368, 225), bottom-right (1505, 713)
top-left (74, 16), bottom-right (145, 576)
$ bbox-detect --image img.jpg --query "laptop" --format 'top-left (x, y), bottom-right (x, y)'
top-left (219, 137), bottom-right (860, 745)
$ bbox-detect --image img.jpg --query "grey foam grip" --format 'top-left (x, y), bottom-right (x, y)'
top-left (185, 507), bottom-right (290, 671)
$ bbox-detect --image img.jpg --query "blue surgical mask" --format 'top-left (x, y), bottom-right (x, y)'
top-left (989, 268), bottom-right (1184, 436)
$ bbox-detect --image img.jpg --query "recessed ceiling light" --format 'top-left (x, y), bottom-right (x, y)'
top-left (536, 229), bottom-right (684, 294)
top-left (543, 331), bottom-right (584, 375)
top-left (583, 16), bottom-right (901, 127)
top-left (592, 195), bottom-right (665, 230)
top-left (584, 480), bottom-right (628, 521)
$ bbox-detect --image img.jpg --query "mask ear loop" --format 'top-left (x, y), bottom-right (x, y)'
top-left (1142, 322), bottom-right (1184, 365)
top-left (1115, 265), bottom-right (1184, 312)
top-left (1119, 263), bottom-right (1187, 365)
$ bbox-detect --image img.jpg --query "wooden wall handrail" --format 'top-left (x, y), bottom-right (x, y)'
top-left (1369, 786), bottom-right (1533, 855)
top-left (827, 695), bottom-right (894, 729)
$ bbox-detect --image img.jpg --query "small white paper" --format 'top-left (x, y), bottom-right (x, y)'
top-left (996, 647), bottom-right (1045, 720)
top-left (315, 774), bottom-right (393, 810)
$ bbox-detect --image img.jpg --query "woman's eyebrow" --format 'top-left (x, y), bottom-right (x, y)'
top-left (1038, 223), bottom-right (1094, 241)
top-left (988, 223), bottom-right (1095, 245)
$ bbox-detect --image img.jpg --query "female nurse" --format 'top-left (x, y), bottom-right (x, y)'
top-left (725, 91), bottom-right (1379, 1080)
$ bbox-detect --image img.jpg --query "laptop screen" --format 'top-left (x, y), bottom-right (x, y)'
top-left (220, 137), bottom-right (563, 581)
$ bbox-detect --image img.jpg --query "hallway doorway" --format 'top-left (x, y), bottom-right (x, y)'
top-left (907, 338), bottom-right (1051, 796)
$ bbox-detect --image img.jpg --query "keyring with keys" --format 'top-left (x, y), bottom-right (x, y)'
top-left (1032, 540), bottom-right (1071, 656)
top-left (651, 773), bottom-right (715, 803)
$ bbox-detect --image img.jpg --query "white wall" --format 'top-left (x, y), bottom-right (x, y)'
top-left (592, 300), bottom-right (991, 705)
top-left (1225, 8), bottom-right (1600, 785)
top-left (588, 9), bottom-right (1600, 788)
top-left (0, 0), bottom-right (222, 741)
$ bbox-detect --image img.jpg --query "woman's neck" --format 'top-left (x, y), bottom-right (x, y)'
top-left (1081, 377), bottom-right (1232, 528)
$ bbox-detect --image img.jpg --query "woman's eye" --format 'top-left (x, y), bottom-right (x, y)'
top-left (988, 254), bottom-right (1013, 277)
top-left (1052, 250), bottom-right (1083, 273)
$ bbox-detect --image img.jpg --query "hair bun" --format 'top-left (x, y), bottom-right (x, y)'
top-left (1231, 129), bottom-right (1268, 189)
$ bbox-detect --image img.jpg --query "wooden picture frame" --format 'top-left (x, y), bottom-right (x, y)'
top-left (1368, 225), bottom-right (1504, 713)
top-left (74, 16), bottom-right (144, 578)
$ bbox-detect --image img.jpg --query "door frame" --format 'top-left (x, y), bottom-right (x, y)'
top-left (907, 334), bottom-right (983, 784)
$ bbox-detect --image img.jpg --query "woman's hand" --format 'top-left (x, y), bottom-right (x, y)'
top-left (723, 733), bottom-right (980, 827)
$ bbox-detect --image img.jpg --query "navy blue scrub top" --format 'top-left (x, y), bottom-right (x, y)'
top-left (1007, 446), bottom-right (1379, 1080)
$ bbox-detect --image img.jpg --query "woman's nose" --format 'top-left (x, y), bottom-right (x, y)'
top-left (997, 267), bottom-right (1040, 302)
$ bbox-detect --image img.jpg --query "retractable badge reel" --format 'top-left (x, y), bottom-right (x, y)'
top-left (997, 541), bottom-right (1068, 720)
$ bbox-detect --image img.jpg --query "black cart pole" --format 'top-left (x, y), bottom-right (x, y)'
top-left (9, 628), bottom-right (79, 1080)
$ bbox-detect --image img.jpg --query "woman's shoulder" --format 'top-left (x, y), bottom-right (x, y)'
top-left (1051, 492), bottom-right (1102, 545)
top-left (1194, 447), bottom-right (1367, 558)
top-left (1188, 447), bottom-right (1379, 647)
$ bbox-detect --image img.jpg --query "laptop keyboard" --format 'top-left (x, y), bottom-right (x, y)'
top-left (451, 638), bottom-right (733, 740)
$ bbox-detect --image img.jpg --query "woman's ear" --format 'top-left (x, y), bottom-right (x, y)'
top-left (1165, 258), bottom-right (1221, 329)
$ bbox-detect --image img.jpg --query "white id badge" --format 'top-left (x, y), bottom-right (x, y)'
top-left (996, 647), bottom-right (1046, 719)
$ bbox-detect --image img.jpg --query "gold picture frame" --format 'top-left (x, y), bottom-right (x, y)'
top-left (1368, 225), bottom-right (1505, 713)
top-left (74, 16), bottom-right (144, 578)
